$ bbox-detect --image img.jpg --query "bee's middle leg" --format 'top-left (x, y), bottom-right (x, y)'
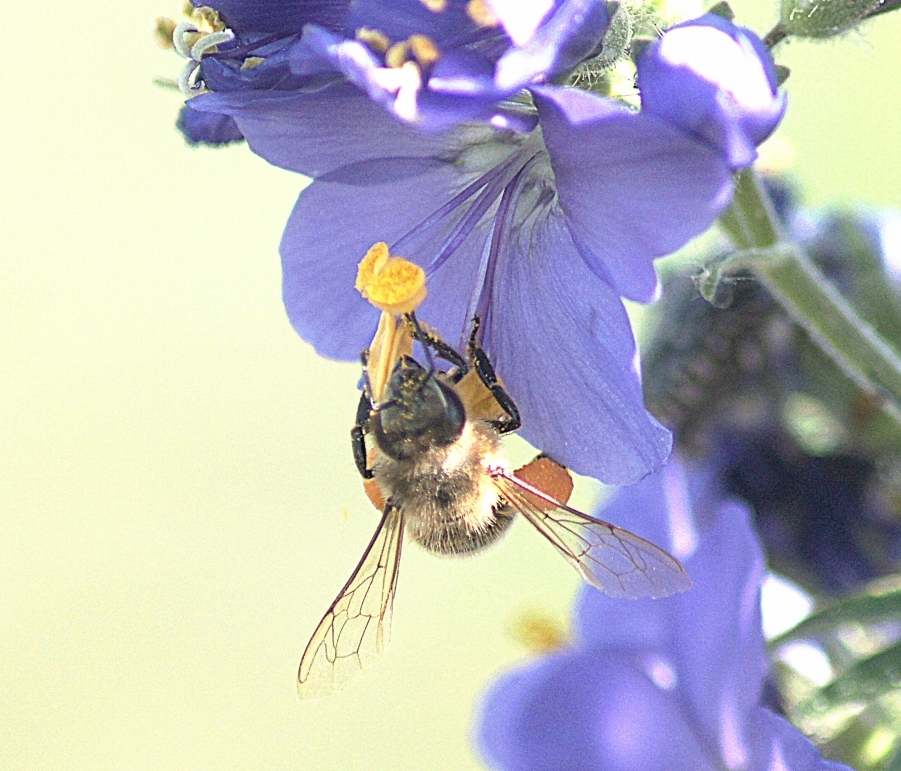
top-left (467, 317), bottom-right (521, 434)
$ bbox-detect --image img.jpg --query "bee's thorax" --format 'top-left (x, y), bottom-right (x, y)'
top-left (374, 422), bottom-right (515, 555)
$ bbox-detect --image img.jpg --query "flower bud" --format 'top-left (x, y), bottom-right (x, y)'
top-left (780, 0), bottom-right (883, 39)
top-left (637, 13), bottom-right (786, 169)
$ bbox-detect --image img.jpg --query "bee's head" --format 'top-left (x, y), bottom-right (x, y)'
top-left (373, 356), bottom-right (466, 461)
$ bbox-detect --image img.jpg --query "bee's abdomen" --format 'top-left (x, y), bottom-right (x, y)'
top-left (410, 502), bottom-right (515, 555)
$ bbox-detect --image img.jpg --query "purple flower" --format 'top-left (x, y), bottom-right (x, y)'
top-left (187, 13), bottom-right (783, 484)
top-left (476, 460), bottom-right (852, 771)
top-left (183, 0), bottom-right (611, 129)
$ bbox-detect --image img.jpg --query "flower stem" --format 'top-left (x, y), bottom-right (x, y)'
top-left (719, 169), bottom-right (901, 428)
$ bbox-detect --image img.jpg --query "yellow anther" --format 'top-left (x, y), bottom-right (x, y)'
top-left (241, 56), bottom-right (265, 70)
top-left (466, 0), bottom-right (500, 27)
top-left (420, 0), bottom-right (448, 10)
top-left (356, 27), bottom-right (391, 53)
top-left (192, 5), bottom-right (226, 32)
top-left (409, 34), bottom-right (440, 68)
top-left (385, 41), bottom-right (410, 69)
top-left (182, 30), bottom-right (204, 49)
top-left (356, 242), bottom-right (427, 315)
top-left (154, 17), bottom-right (177, 49)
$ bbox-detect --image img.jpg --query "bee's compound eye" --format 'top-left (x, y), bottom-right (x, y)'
top-left (429, 380), bottom-right (466, 444)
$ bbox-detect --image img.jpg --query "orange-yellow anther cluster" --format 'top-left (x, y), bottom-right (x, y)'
top-left (466, 0), bottom-right (499, 27)
top-left (190, 4), bottom-right (226, 31)
top-left (408, 34), bottom-right (440, 67)
top-left (356, 243), bottom-right (427, 315)
top-left (355, 27), bottom-right (391, 53)
top-left (155, 17), bottom-right (178, 49)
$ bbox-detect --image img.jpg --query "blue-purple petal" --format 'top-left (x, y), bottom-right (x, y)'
top-left (189, 84), bottom-right (449, 177)
top-left (486, 208), bottom-right (672, 483)
top-left (494, 0), bottom-right (610, 90)
top-left (576, 471), bottom-right (768, 749)
top-left (477, 493), bottom-right (850, 771)
top-left (279, 161), bottom-right (470, 360)
top-left (534, 86), bottom-right (734, 303)
top-left (191, 0), bottom-right (350, 34)
top-left (748, 710), bottom-right (855, 771)
top-left (671, 500), bottom-right (768, 748)
top-left (477, 651), bottom-right (717, 771)
top-left (176, 105), bottom-right (244, 146)
top-left (294, 24), bottom-right (521, 129)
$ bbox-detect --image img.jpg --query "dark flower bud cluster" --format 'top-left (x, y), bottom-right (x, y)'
top-left (644, 191), bottom-right (901, 594)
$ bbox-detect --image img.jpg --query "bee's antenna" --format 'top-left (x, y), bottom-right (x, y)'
top-left (373, 398), bottom-right (398, 414)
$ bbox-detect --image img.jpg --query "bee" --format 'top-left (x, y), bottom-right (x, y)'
top-left (297, 313), bottom-right (691, 698)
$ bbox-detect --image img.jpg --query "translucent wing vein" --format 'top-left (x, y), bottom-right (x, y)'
top-left (492, 470), bottom-right (690, 599)
top-left (297, 506), bottom-right (405, 699)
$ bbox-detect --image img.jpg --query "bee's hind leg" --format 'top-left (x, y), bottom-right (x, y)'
top-left (467, 317), bottom-right (521, 434)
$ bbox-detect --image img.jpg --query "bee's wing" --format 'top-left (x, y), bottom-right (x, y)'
top-left (491, 470), bottom-right (691, 599)
top-left (297, 506), bottom-right (405, 699)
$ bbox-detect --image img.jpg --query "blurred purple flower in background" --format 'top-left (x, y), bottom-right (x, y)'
top-left (476, 460), bottom-right (852, 771)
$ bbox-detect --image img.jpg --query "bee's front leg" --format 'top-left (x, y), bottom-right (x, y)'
top-left (404, 311), bottom-right (469, 379)
top-left (352, 349), bottom-right (376, 480)
top-left (351, 389), bottom-right (375, 480)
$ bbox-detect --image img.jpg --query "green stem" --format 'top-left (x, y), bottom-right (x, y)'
top-left (719, 170), bottom-right (901, 428)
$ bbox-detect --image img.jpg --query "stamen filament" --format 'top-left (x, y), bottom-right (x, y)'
top-left (469, 153), bottom-right (542, 330)
top-left (426, 156), bottom-right (524, 274)
top-left (178, 60), bottom-right (204, 94)
top-left (390, 150), bottom-right (525, 263)
top-left (173, 22), bottom-right (200, 58)
top-left (190, 29), bottom-right (235, 60)
top-left (208, 32), bottom-right (296, 61)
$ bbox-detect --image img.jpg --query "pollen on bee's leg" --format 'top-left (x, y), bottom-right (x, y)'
top-left (355, 242), bottom-right (427, 316)
top-left (363, 477), bottom-right (387, 512)
top-left (513, 456), bottom-right (574, 509)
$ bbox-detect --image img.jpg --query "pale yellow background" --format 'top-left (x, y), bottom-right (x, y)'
top-left (1, 2), bottom-right (899, 770)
